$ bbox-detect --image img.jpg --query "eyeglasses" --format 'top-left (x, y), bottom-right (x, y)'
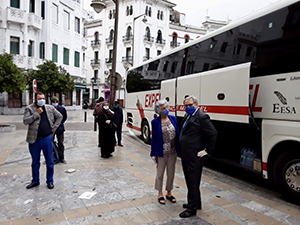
top-left (184, 103), bottom-right (194, 107)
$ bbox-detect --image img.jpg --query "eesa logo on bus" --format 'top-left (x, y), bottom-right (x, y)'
top-left (145, 93), bottom-right (161, 108)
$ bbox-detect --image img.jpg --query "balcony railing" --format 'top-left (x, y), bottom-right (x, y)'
top-left (28, 57), bottom-right (43, 70)
top-left (105, 58), bottom-right (112, 63)
top-left (7, 7), bottom-right (26, 24)
top-left (91, 40), bottom-right (101, 49)
top-left (143, 56), bottom-right (150, 61)
top-left (170, 41), bottom-right (180, 48)
top-left (13, 54), bottom-right (26, 69)
top-left (143, 35), bottom-right (154, 44)
top-left (155, 39), bottom-right (166, 46)
top-left (122, 35), bottom-right (133, 43)
top-left (28, 13), bottom-right (42, 30)
top-left (90, 77), bottom-right (101, 83)
top-left (90, 59), bottom-right (100, 69)
top-left (122, 56), bottom-right (133, 63)
top-left (105, 38), bottom-right (114, 45)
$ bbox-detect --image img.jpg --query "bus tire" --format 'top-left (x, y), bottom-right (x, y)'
top-left (272, 149), bottom-right (300, 205)
top-left (141, 120), bottom-right (150, 144)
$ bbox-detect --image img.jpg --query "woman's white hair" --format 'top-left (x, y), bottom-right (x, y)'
top-left (154, 99), bottom-right (168, 114)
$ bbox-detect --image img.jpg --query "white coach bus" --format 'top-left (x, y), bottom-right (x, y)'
top-left (125, 0), bottom-right (300, 204)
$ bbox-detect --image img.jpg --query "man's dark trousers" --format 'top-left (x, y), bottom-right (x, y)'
top-left (55, 133), bottom-right (65, 160)
top-left (116, 125), bottom-right (122, 145)
top-left (29, 134), bottom-right (54, 184)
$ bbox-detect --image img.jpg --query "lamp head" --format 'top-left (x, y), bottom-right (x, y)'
top-left (142, 15), bottom-right (147, 23)
top-left (91, 0), bottom-right (106, 14)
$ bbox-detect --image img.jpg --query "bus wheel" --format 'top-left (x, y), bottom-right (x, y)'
top-left (142, 121), bottom-right (150, 144)
top-left (272, 150), bottom-right (300, 205)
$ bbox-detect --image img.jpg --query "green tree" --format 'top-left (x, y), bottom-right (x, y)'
top-left (27, 60), bottom-right (75, 100)
top-left (0, 53), bottom-right (27, 94)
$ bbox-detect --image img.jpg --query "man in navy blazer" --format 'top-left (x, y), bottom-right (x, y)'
top-left (179, 95), bottom-right (217, 218)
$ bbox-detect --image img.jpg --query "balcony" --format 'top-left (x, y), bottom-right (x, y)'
top-left (143, 35), bottom-right (154, 45)
top-left (170, 41), bottom-right (180, 48)
top-left (143, 56), bottom-right (151, 61)
top-left (6, 7), bottom-right (26, 24)
top-left (90, 77), bottom-right (101, 84)
top-left (105, 58), bottom-right (112, 64)
top-left (13, 54), bottom-right (26, 69)
top-left (91, 39), bottom-right (101, 50)
top-left (28, 57), bottom-right (43, 70)
top-left (28, 13), bottom-right (42, 30)
top-left (122, 35), bottom-right (133, 44)
top-left (82, 38), bottom-right (88, 50)
top-left (90, 59), bottom-right (100, 69)
top-left (105, 38), bottom-right (114, 46)
top-left (155, 39), bottom-right (166, 47)
top-left (122, 56), bottom-right (132, 63)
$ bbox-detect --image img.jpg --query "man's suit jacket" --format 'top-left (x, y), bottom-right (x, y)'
top-left (180, 109), bottom-right (217, 160)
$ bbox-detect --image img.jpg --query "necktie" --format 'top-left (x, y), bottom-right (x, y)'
top-left (183, 116), bottom-right (190, 129)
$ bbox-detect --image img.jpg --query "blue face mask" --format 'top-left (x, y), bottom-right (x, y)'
top-left (114, 105), bottom-right (119, 108)
top-left (185, 106), bottom-right (196, 115)
top-left (37, 99), bottom-right (45, 107)
top-left (52, 103), bottom-right (58, 107)
top-left (162, 109), bottom-right (169, 116)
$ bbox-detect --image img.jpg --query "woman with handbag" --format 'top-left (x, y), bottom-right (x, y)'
top-left (151, 99), bottom-right (180, 204)
top-left (96, 101), bottom-right (115, 158)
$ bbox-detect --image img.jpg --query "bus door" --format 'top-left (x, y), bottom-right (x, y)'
top-left (177, 62), bottom-right (251, 123)
top-left (160, 79), bottom-right (176, 116)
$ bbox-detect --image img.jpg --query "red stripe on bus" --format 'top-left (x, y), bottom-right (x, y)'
top-left (177, 105), bottom-right (249, 115)
top-left (126, 124), bottom-right (141, 131)
top-left (262, 162), bottom-right (267, 171)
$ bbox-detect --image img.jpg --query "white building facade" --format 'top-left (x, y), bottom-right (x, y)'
top-left (84, 0), bottom-right (229, 106)
top-left (0, 0), bottom-right (88, 114)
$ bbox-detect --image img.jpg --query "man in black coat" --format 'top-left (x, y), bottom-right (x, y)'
top-left (112, 101), bottom-right (123, 147)
top-left (51, 96), bottom-right (68, 163)
top-left (179, 95), bottom-right (217, 218)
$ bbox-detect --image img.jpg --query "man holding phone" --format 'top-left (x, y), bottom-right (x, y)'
top-left (23, 92), bottom-right (62, 190)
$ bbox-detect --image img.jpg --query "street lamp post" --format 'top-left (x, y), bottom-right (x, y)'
top-left (91, 0), bottom-right (119, 108)
top-left (132, 14), bottom-right (147, 66)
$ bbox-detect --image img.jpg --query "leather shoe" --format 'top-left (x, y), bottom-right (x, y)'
top-left (60, 159), bottom-right (67, 164)
top-left (26, 183), bottom-right (39, 189)
top-left (183, 203), bottom-right (202, 210)
top-left (47, 183), bottom-right (54, 189)
top-left (118, 144), bottom-right (123, 147)
top-left (179, 210), bottom-right (196, 218)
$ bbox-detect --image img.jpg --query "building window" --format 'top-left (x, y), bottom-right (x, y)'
top-left (130, 5), bottom-right (133, 15)
top-left (160, 11), bottom-right (163, 20)
top-left (145, 6), bottom-right (148, 16)
top-left (109, 29), bottom-right (114, 42)
top-left (52, 3), bottom-right (58, 24)
top-left (74, 51), bottom-right (80, 67)
top-left (41, 1), bottom-right (45, 19)
top-left (126, 26), bottom-right (132, 40)
top-left (52, 44), bottom-right (58, 62)
top-left (109, 49), bottom-right (113, 62)
top-left (172, 33), bottom-right (178, 47)
top-left (157, 30), bottom-right (162, 43)
top-left (29, 0), bottom-right (35, 13)
top-left (246, 46), bottom-right (252, 57)
top-left (63, 10), bottom-right (70, 30)
top-left (146, 27), bottom-right (151, 41)
top-left (237, 44), bottom-right (242, 55)
top-left (63, 48), bottom-right (69, 65)
top-left (220, 42), bottom-right (228, 53)
top-left (109, 10), bottom-right (112, 19)
top-left (28, 40), bottom-right (34, 57)
top-left (10, 36), bottom-right (20, 54)
top-left (94, 70), bottom-right (98, 80)
top-left (157, 50), bottom-right (161, 56)
top-left (157, 10), bottom-right (160, 19)
top-left (163, 61), bottom-right (169, 72)
top-left (149, 7), bottom-right (152, 17)
top-left (10, 0), bottom-right (20, 8)
top-left (145, 48), bottom-right (150, 60)
top-left (95, 32), bottom-right (99, 41)
top-left (40, 42), bottom-right (45, 59)
top-left (126, 47), bottom-right (131, 58)
top-left (75, 17), bottom-right (80, 34)
top-left (126, 6), bottom-right (129, 16)
top-left (184, 35), bottom-right (189, 43)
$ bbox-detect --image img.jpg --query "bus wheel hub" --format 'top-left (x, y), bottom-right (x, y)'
top-left (285, 162), bottom-right (300, 193)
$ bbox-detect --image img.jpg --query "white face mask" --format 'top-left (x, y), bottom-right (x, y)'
top-left (37, 99), bottom-right (45, 107)
top-left (103, 106), bottom-right (109, 110)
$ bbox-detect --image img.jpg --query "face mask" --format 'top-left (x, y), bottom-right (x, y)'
top-left (103, 106), bottom-right (109, 110)
top-left (185, 106), bottom-right (196, 115)
top-left (114, 105), bottom-right (119, 108)
top-left (37, 99), bottom-right (45, 107)
top-left (162, 109), bottom-right (169, 116)
top-left (52, 103), bottom-right (58, 107)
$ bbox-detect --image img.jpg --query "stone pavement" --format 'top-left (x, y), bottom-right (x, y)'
top-left (0, 109), bottom-right (300, 225)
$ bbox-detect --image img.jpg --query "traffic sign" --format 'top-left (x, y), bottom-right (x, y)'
top-left (33, 79), bottom-right (37, 92)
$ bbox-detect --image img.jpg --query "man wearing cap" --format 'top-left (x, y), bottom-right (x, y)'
top-left (51, 96), bottom-right (68, 163)
top-left (112, 101), bottom-right (124, 147)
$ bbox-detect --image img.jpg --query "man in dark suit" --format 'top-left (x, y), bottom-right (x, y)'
top-left (179, 95), bottom-right (217, 218)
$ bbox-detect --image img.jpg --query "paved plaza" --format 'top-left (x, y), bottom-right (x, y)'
top-left (0, 109), bottom-right (299, 225)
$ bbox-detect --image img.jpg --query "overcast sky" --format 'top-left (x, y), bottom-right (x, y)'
top-left (85, 0), bottom-right (281, 25)
top-left (171, 0), bottom-right (281, 25)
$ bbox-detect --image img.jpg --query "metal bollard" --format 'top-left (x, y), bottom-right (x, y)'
top-left (84, 111), bottom-right (87, 122)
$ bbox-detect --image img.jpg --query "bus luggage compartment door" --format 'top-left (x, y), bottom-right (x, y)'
top-left (177, 62), bottom-right (251, 123)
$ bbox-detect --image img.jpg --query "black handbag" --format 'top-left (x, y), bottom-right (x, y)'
top-left (110, 122), bottom-right (118, 131)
